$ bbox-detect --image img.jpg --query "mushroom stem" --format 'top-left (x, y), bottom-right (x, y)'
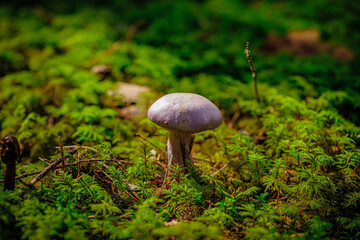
top-left (1, 136), bottom-right (20, 191)
top-left (4, 159), bottom-right (16, 191)
top-left (167, 131), bottom-right (194, 171)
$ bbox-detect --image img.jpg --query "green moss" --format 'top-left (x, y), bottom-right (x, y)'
top-left (1, 0), bottom-right (360, 239)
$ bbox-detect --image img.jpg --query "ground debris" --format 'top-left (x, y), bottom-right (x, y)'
top-left (263, 29), bottom-right (355, 62)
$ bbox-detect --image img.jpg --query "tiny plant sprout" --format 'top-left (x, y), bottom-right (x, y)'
top-left (1, 136), bottom-right (20, 191)
top-left (148, 93), bottom-right (222, 172)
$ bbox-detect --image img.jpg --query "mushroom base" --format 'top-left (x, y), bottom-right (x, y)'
top-left (167, 131), bottom-right (194, 172)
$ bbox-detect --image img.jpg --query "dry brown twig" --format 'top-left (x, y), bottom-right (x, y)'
top-left (38, 157), bottom-right (50, 165)
top-left (244, 41), bottom-right (260, 103)
top-left (29, 148), bottom-right (77, 186)
top-left (99, 164), bottom-right (140, 201)
top-left (60, 141), bottom-right (65, 167)
top-left (55, 145), bottom-right (99, 153)
top-left (211, 163), bottom-right (229, 177)
top-left (135, 133), bottom-right (164, 153)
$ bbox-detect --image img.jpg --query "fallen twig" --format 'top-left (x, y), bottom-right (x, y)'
top-left (17, 178), bottom-right (32, 188)
top-left (192, 157), bottom-right (217, 164)
top-left (118, 212), bottom-right (133, 219)
top-left (60, 142), bottom-right (65, 167)
top-left (125, 19), bottom-right (146, 42)
top-left (29, 148), bottom-right (77, 185)
top-left (55, 145), bottom-right (99, 153)
top-left (154, 170), bottom-right (173, 197)
top-left (211, 163), bottom-right (229, 177)
top-left (135, 133), bottom-right (164, 153)
top-left (38, 157), bottom-right (50, 165)
top-left (99, 164), bottom-right (140, 201)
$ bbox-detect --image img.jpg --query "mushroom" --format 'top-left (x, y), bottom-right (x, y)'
top-left (147, 93), bottom-right (222, 172)
top-left (0, 136), bottom-right (20, 191)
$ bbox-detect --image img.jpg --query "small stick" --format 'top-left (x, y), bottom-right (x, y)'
top-left (192, 157), bottom-right (217, 164)
top-left (180, 209), bottom-right (192, 220)
top-left (95, 166), bottom-right (139, 201)
top-left (213, 156), bottom-right (224, 169)
top-left (17, 178), bottom-right (32, 188)
top-left (113, 157), bottom-right (127, 171)
top-left (154, 169), bottom-right (172, 197)
top-left (135, 133), bottom-right (164, 152)
top-left (55, 145), bottom-right (99, 153)
top-left (29, 148), bottom-right (77, 186)
top-left (211, 163), bottom-right (228, 177)
top-left (60, 142), bottom-right (65, 167)
top-left (100, 164), bottom-right (139, 195)
top-left (228, 112), bottom-right (240, 129)
top-left (205, 200), bottom-right (216, 206)
top-left (117, 212), bottom-right (132, 219)
top-left (38, 157), bottom-right (50, 165)
top-left (244, 41), bottom-right (260, 103)
top-left (126, 19), bottom-right (146, 42)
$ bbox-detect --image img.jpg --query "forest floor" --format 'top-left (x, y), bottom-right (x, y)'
top-left (1, 0), bottom-right (360, 239)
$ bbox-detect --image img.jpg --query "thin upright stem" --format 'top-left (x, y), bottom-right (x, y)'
top-left (245, 41), bottom-right (260, 103)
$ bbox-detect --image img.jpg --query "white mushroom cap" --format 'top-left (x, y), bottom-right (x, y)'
top-left (147, 93), bottom-right (222, 133)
